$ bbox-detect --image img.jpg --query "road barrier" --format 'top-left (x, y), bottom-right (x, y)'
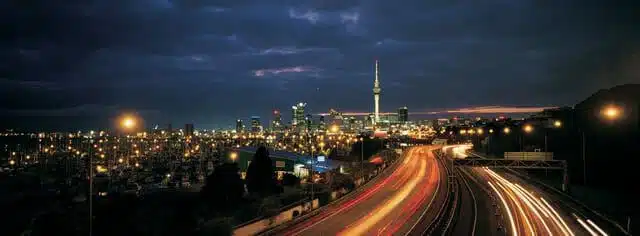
top-left (255, 151), bottom-right (404, 235)
top-left (420, 150), bottom-right (454, 235)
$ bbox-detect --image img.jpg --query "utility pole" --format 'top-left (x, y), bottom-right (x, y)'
top-left (582, 131), bottom-right (586, 185)
top-left (88, 139), bottom-right (94, 236)
top-left (360, 138), bottom-right (364, 177)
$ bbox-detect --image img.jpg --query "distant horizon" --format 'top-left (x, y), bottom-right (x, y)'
top-left (0, 105), bottom-right (552, 132)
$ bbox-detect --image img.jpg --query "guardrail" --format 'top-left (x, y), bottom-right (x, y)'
top-left (256, 152), bottom-right (404, 235)
top-left (421, 150), bottom-right (454, 235)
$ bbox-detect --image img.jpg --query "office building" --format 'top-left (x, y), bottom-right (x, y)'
top-left (185, 124), bottom-right (194, 137)
top-left (292, 102), bottom-right (306, 127)
top-left (271, 110), bottom-right (282, 131)
top-left (236, 119), bottom-right (244, 133)
top-left (250, 116), bottom-right (262, 133)
top-left (398, 107), bottom-right (409, 123)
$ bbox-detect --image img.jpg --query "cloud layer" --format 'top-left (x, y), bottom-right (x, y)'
top-left (1, 0), bottom-right (639, 130)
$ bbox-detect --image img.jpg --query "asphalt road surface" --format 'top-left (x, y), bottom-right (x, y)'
top-left (465, 166), bottom-right (612, 236)
top-left (279, 146), bottom-right (445, 236)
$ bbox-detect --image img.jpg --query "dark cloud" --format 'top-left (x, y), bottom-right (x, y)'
top-left (1, 0), bottom-right (639, 130)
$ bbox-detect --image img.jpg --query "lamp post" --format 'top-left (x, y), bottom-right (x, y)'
top-left (581, 105), bottom-right (622, 185)
top-left (522, 125), bottom-right (533, 151)
top-left (360, 137), bottom-right (364, 175)
top-left (88, 138), bottom-right (94, 236)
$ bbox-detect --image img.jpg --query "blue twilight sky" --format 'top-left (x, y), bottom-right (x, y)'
top-left (1, 0), bottom-right (639, 130)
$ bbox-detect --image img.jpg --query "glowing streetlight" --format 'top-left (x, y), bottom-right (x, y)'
top-left (553, 120), bottom-right (562, 128)
top-left (602, 106), bottom-right (621, 120)
top-left (523, 125), bottom-right (533, 133)
top-left (121, 116), bottom-right (136, 129)
top-left (230, 152), bottom-right (238, 161)
top-left (489, 129), bottom-right (494, 133)
top-left (330, 125), bottom-right (339, 133)
top-left (477, 128), bottom-right (483, 134)
top-left (503, 127), bottom-right (511, 134)
top-left (9, 160), bottom-right (15, 165)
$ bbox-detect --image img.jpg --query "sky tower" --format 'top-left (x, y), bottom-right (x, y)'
top-left (373, 59), bottom-right (381, 125)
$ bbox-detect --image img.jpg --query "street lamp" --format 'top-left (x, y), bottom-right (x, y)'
top-left (120, 116), bottom-right (136, 129)
top-left (581, 105), bottom-right (623, 185)
top-left (553, 120), bottom-right (562, 128)
top-left (229, 152), bottom-right (238, 161)
top-left (602, 105), bottom-right (621, 120)
top-left (330, 125), bottom-right (339, 133)
top-left (503, 127), bottom-right (511, 134)
top-left (523, 125), bottom-right (533, 133)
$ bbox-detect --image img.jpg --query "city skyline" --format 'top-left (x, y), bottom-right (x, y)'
top-left (2, 1), bottom-right (638, 130)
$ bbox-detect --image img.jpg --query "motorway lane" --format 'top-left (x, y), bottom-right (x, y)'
top-left (279, 146), bottom-right (443, 236)
top-left (496, 169), bottom-right (622, 236)
top-left (451, 166), bottom-right (510, 236)
top-left (466, 167), bottom-right (606, 236)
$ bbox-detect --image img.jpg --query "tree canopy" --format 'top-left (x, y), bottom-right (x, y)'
top-left (245, 146), bottom-right (275, 197)
top-left (201, 162), bottom-right (244, 211)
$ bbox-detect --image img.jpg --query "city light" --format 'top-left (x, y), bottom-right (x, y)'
top-left (554, 120), bottom-right (562, 128)
top-left (120, 115), bottom-right (138, 130)
top-left (524, 125), bottom-right (533, 133)
top-left (230, 152), bottom-right (238, 161)
top-left (503, 127), bottom-right (511, 134)
top-left (602, 105), bottom-right (621, 120)
top-left (330, 125), bottom-right (339, 133)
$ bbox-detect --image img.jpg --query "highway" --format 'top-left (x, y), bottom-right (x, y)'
top-left (275, 146), bottom-right (445, 236)
top-left (445, 144), bottom-right (615, 236)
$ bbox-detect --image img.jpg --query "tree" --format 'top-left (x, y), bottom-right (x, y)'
top-left (245, 146), bottom-right (275, 197)
top-left (201, 163), bottom-right (244, 211)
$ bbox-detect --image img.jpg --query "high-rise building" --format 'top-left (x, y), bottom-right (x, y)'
top-left (305, 114), bottom-right (313, 131)
top-left (271, 110), bottom-right (282, 131)
top-left (398, 107), bottom-right (409, 123)
top-left (291, 102), bottom-right (306, 127)
top-left (236, 119), bottom-right (244, 133)
top-left (373, 59), bottom-right (382, 125)
top-left (318, 115), bottom-right (326, 131)
top-left (185, 123), bottom-right (194, 137)
top-left (250, 116), bottom-right (262, 133)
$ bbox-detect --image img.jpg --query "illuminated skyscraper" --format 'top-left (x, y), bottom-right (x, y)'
top-left (271, 110), bottom-right (282, 131)
top-left (291, 102), bottom-right (306, 127)
top-left (236, 119), bottom-right (244, 133)
top-left (250, 116), bottom-right (262, 132)
top-left (373, 60), bottom-right (381, 125)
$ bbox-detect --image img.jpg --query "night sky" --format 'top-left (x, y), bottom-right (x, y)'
top-left (1, 1), bottom-right (638, 130)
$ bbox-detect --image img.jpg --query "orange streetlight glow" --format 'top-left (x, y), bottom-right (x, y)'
top-left (602, 106), bottom-right (621, 120)
top-left (523, 125), bottom-right (533, 133)
top-left (554, 120), bottom-right (562, 128)
top-left (121, 117), bottom-right (136, 129)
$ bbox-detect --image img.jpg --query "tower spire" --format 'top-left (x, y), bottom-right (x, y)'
top-left (373, 59), bottom-right (381, 125)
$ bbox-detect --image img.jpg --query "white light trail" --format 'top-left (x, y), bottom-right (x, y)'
top-left (575, 215), bottom-right (598, 236)
top-left (587, 219), bottom-right (608, 236)
top-left (541, 197), bottom-right (575, 236)
top-left (488, 181), bottom-right (518, 236)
